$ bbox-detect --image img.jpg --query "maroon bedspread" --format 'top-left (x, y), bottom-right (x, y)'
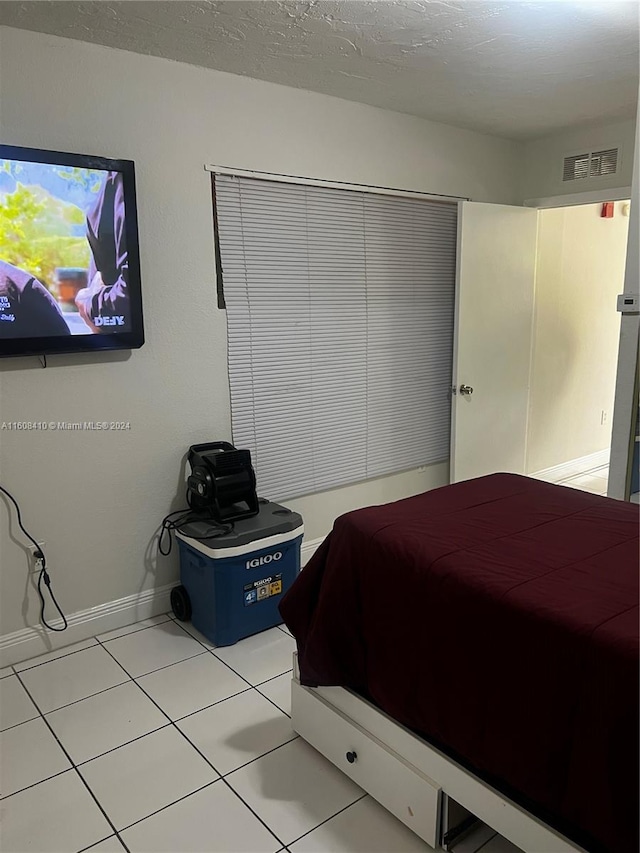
top-left (280, 474), bottom-right (639, 853)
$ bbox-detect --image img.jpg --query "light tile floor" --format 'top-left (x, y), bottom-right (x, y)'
top-left (550, 463), bottom-right (609, 496)
top-left (0, 616), bottom-right (521, 853)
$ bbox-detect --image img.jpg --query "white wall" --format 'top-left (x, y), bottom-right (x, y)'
top-left (521, 118), bottom-right (636, 203)
top-left (527, 202), bottom-right (630, 473)
top-left (0, 27), bottom-right (522, 641)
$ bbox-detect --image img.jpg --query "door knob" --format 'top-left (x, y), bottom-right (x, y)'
top-left (459, 384), bottom-right (474, 396)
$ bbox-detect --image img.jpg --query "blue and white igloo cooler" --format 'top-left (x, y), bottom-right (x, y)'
top-left (174, 502), bottom-right (303, 646)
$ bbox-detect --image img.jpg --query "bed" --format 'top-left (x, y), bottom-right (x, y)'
top-left (280, 473), bottom-right (639, 853)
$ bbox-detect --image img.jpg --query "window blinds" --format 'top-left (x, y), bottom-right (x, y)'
top-left (214, 174), bottom-right (457, 502)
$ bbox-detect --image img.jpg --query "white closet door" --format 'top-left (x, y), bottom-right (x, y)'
top-left (452, 202), bottom-right (538, 483)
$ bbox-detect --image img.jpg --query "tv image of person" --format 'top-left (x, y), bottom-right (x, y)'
top-left (75, 171), bottom-right (130, 333)
top-left (0, 259), bottom-right (71, 338)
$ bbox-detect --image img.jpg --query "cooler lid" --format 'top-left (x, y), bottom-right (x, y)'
top-left (175, 500), bottom-right (303, 551)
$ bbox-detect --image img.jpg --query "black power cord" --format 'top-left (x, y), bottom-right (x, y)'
top-left (159, 504), bottom-right (233, 557)
top-left (0, 484), bottom-right (68, 632)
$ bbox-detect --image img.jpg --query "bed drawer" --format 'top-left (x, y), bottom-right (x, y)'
top-left (292, 680), bottom-right (441, 847)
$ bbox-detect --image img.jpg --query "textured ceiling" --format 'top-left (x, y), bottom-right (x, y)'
top-left (0, 1), bottom-right (638, 140)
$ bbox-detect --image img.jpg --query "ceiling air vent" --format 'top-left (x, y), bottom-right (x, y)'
top-left (563, 153), bottom-right (590, 182)
top-left (589, 148), bottom-right (618, 177)
top-left (563, 147), bottom-right (619, 182)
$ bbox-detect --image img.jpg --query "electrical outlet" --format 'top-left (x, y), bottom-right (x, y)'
top-left (27, 541), bottom-right (46, 572)
top-left (601, 410), bottom-right (608, 425)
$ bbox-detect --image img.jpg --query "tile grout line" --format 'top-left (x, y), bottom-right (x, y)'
top-left (96, 635), bottom-right (288, 851)
top-left (169, 617), bottom-right (263, 684)
top-left (168, 615), bottom-right (297, 718)
top-left (76, 833), bottom-right (124, 853)
top-left (113, 778), bottom-right (220, 836)
top-left (10, 640), bottom-right (100, 673)
top-left (13, 641), bottom-right (177, 719)
top-left (6, 621), bottom-right (358, 853)
top-left (0, 766), bottom-right (72, 803)
top-left (210, 661), bottom-right (294, 719)
top-left (99, 647), bottom-right (208, 679)
top-left (49, 652), bottom-right (294, 738)
top-left (11, 612), bottom-right (176, 676)
top-left (10, 631), bottom-right (288, 752)
top-left (29, 677), bottom-right (131, 717)
top-left (74, 722), bottom-right (173, 769)
top-left (254, 684), bottom-right (293, 719)
top-left (170, 685), bottom-right (253, 723)
top-left (98, 640), bottom-right (207, 679)
top-left (10, 613), bottom-right (175, 674)
top-left (7, 617), bottom-right (285, 708)
top-left (256, 669), bottom-right (294, 688)
top-left (95, 616), bottom-right (172, 644)
top-left (283, 792), bottom-right (369, 849)
top-left (26, 614), bottom-right (292, 711)
top-left (11, 668), bottom-right (132, 853)
top-left (220, 732), bottom-right (300, 780)
top-left (0, 711), bottom-right (41, 735)
top-left (9, 614), bottom-right (173, 674)
top-left (219, 775), bottom-right (289, 851)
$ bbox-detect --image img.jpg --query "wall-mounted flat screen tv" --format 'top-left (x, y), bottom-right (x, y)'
top-left (0, 145), bottom-right (144, 358)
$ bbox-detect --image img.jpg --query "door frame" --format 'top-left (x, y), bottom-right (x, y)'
top-left (450, 202), bottom-right (464, 482)
top-left (527, 192), bottom-right (632, 494)
top-left (524, 186), bottom-right (631, 209)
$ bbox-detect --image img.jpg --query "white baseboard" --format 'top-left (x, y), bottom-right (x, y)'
top-left (0, 583), bottom-right (173, 669)
top-left (1, 536), bottom-right (326, 669)
top-left (301, 536), bottom-right (324, 566)
top-left (529, 449), bottom-right (609, 484)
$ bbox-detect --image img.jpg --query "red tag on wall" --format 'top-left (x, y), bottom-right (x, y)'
top-left (601, 202), bottom-right (614, 218)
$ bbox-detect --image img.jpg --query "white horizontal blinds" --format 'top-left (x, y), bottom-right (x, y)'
top-left (216, 176), bottom-right (368, 500)
top-left (215, 174), bottom-right (456, 501)
top-left (219, 178), bottom-right (318, 500)
top-left (363, 193), bottom-right (457, 477)
top-left (306, 186), bottom-right (368, 492)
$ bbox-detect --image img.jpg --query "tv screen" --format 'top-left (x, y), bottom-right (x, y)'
top-left (0, 145), bottom-right (144, 358)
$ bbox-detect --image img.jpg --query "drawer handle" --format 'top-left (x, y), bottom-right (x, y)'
top-left (345, 751), bottom-right (357, 764)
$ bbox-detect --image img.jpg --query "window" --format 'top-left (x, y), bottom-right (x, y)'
top-left (214, 174), bottom-right (457, 501)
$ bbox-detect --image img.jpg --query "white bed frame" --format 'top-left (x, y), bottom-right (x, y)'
top-left (290, 654), bottom-right (586, 852)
